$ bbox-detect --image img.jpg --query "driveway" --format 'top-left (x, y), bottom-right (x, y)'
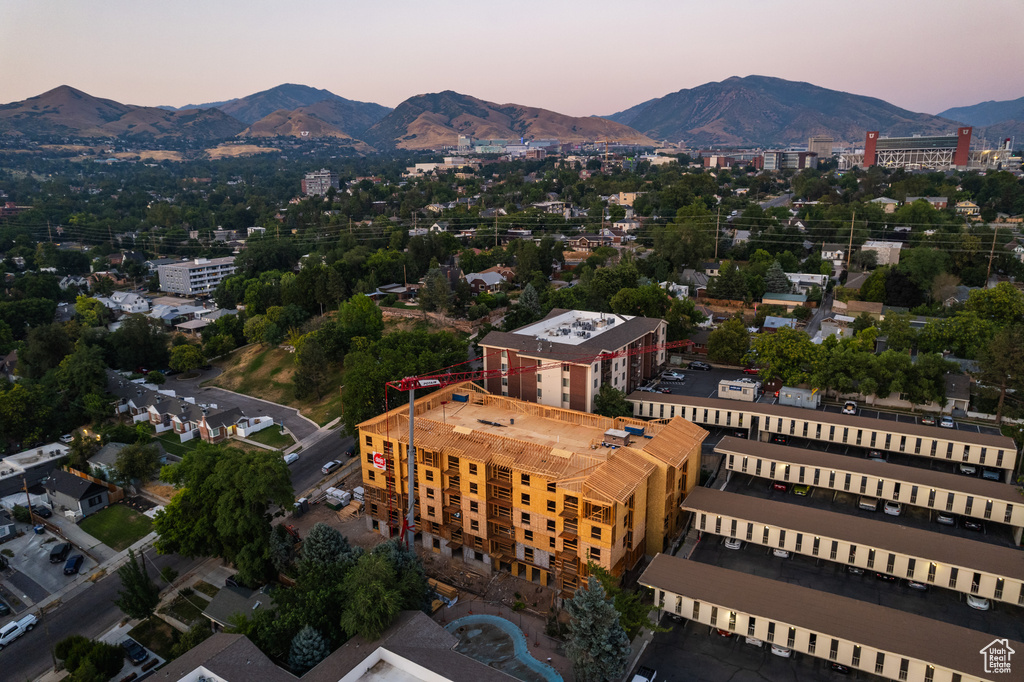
top-left (1, 527), bottom-right (98, 602)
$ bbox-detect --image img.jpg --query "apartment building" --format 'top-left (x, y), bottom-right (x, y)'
top-left (158, 257), bottom-right (236, 296)
top-left (479, 309), bottom-right (667, 413)
top-left (356, 383), bottom-right (706, 597)
top-left (301, 168), bottom-right (339, 196)
top-left (642, 555), bottom-right (1021, 682)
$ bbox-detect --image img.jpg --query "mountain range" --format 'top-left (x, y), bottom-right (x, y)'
top-left (2, 78), bottom-right (1021, 150)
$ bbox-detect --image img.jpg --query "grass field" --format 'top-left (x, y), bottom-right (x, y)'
top-left (155, 431), bottom-right (201, 457)
top-left (79, 504), bottom-right (153, 551)
top-left (128, 617), bottom-right (180, 660)
top-left (208, 345), bottom-right (344, 426)
top-left (245, 427), bottom-right (295, 450)
top-left (159, 593), bottom-right (208, 627)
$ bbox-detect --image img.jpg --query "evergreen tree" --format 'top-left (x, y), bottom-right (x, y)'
top-left (293, 335), bottom-right (330, 400)
top-left (763, 260), bottom-right (791, 294)
top-left (288, 626), bottom-right (331, 672)
top-left (418, 268), bottom-right (452, 313)
top-left (301, 522), bottom-right (359, 566)
top-left (113, 549), bottom-right (160, 620)
top-left (565, 576), bottom-right (631, 682)
top-left (518, 282), bottom-right (541, 317)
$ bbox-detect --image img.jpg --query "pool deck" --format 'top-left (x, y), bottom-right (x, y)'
top-left (434, 597), bottom-right (574, 681)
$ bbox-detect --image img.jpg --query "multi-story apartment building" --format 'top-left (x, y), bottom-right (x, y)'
top-left (157, 257), bottom-right (236, 296)
top-left (479, 309), bottom-right (667, 413)
top-left (301, 168), bottom-right (339, 196)
top-left (357, 383), bottom-right (706, 597)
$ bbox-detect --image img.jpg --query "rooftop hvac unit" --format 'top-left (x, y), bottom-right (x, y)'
top-left (608, 318), bottom-right (615, 324)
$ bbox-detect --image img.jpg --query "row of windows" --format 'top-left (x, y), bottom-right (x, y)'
top-left (638, 402), bottom-right (1009, 468)
top-left (678, 598), bottom-right (949, 681)
top-left (729, 455), bottom-right (1014, 523)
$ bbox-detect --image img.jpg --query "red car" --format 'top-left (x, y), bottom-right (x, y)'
top-left (742, 367), bottom-right (759, 375)
top-left (772, 482), bottom-right (789, 493)
top-left (716, 629), bottom-right (735, 638)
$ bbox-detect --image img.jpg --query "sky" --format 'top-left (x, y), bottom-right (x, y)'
top-left (2, 0), bottom-right (1022, 116)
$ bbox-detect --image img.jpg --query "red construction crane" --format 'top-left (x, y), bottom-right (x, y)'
top-left (382, 338), bottom-right (689, 547)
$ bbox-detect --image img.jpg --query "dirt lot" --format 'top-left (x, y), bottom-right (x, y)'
top-left (205, 144), bottom-right (279, 159)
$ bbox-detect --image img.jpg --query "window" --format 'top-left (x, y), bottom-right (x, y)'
top-left (812, 537), bottom-right (820, 556)
top-left (910, 486), bottom-right (918, 504)
top-left (875, 652), bottom-right (885, 674)
top-left (524, 548), bottom-right (534, 562)
top-left (787, 627), bottom-right (796, 648)
top-left (899, 658), bottom-right (909, 681)
top-left (521, 493), bottom-right (531, 505)
top-left (829, 541), bottom-right (838, 561)
top-left (692, 601), bottom-right (701, 619)
top-left (547, 500), bottom-right (556, 512)
top-left (715, 517), bottom-right (722, 534)
top-left (985, 499), bottom-right (993, 519)
top-left (766, 622), bottom-right (775, 642)
top-left (521, 473), bottom-right (531, 486)
top-left (547, 519), bottom-right (556, 532)
top-left (808, 633), bottom-right (816, 654)
top-left (949, 567), bottom-right (958, 588)
top-left (710, 606), bottom-right (718, 626)
top-left (549, 536), bottom-right (556, 548)
top-left (946, 492), bottom-right (955, 512)
top-left (762, 526), bottom-right (770, 544)
top-left (469, 482), bottom-right (478, 495)
top-left (562, 393), bottom-right (569, 402)
top-left (927, 562), bottom-right (936, 582)
top-left (537, 388), bottom-right (543, 398)
top-left (795, 533), bottom-right (803, 552)
top-left (886, 553), bottom-right (895, 573)
top-left (367, 470), bottom-right (375, 481)
top-left (425, 470), bottom-right (434, 482)
top-left (849, 546), bottom-right (857, 563)
top-left (907, 558), bottom-right (915, 577)
top-left (521, 512), bottom-right (531, 525)
top-left (729, 612), bottom-right (737, 631)
top-left (591, 526), bottom-right (602, 540)
top-left (829, 638), bottom-right (838, 660)
top-left (469, 463), bottom-right (478, 475)
top-left (925, 666), bottom-right (934, 682)
top-left (427, 488), bottom-right (435, 500)
top-left (470, 519), bottom-right (479, 531)
top-left (746, 523), bottom-right (753, 541)
top-left (589, 547), bottom-right (601, 561)
top-left (547, 481), bottom-right (556, 493)
top-left (469, 501), bottom-right (479, 512)
top-left (747, 617), bottom-right (756, 636)
top-left (699, 514), bottom-right (706, 531)
top-left (365, 435), bottom-right (372, 447)
top-left (867, 549), bottom-right (875, 569)
top-left (852, 646), bottom-right (861, 666)
top-left (1006, 504), bottom-right (1014, 524)
top-left (427, 506), bottom-right (435, 517)
top-left (524, 529), bottom-right (534, 542)
top-left (928, 489), bottom-right (935, 507)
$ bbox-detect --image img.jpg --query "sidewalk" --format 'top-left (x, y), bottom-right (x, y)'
top-left (284, 416), bottom-right (342, 456)
top-left (47, 512), bottom-right (117, 563)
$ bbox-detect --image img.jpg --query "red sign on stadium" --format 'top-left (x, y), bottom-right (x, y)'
top-left (372, 452), bottom-right (386, 470)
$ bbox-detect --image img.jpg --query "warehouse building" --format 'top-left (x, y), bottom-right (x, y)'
top-left (641, 555), bottom-right (1022, 682)
top-left (357, 382), bottom-right (705, 597)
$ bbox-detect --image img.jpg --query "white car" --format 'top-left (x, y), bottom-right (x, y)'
top-left (966, 594), bottom-right (991, 611)
top-left (321, 460), bottom-right (341, 475)
top-left (939, 416), bottom-right (955, 428)
top-left (772, 548), bottom-right (790, 558)
top-left (59, 434), bottom-right (74, 444)
top-left (883, 501), bottom-right (902, 517)
top-left (744, 636), bottom-right (764, 647)
top-left (283, 453), bottom-right (299, 465)
top-left (723, 537), bottom-right (744, 550)
top-left (770, 644), bottom-right (793, 658)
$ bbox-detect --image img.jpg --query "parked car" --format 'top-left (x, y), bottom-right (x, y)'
top-left (744, 636), bottom-right (764, 647)
top-left (657, 388), bottom-right (672, 394)
top-left (283, 453), bottom-right (299, 465)
top-left (715, 629), bottom-right (734, 638)
top-left (771, 482), bottom-right (789, 493)
top-left (769, 644), bottom-right (793, 658)
top-left (630, 666), bottom-right (658, 682)
top-left (858, 496), bottom-right (879, 512)
top-left (981, 468), bottom-right (1002, 481)
top-left (830, 663), bottom-right (851, 674)
top-left (723, 537), bottom-right (744, 551)
top-left (842, 401), bottom-right (857, 415)
top-left (962, 518), bottom-right (985, 532)
top-left (958, 463), bottom-right (977, 476)
top-left (875, 572), bottom-right (898, 583)
top-left (920, 415), bottom-right (936, 426)
top-left (121, 637), bottom-right (149, 665)
top-left (0, 600), bottom-right (9, 617)
top-left (688, 361), bottom-right (712, 371)
top-left (0, 613), bottom-right (37, 649)
top-left (742, 367), bottom-right (759, 375)
top-left (936, 512), bottom-right (956, 526)
top-left (660, 373), bottom-right (684, 382)
top-left (846, 566), bottom-right (865, 575)
top-left (63, 554), bottom-right (83, 575)
top-left (883, 501), bottom-right (902, 517)
top-left (966, 595), bottom-right (991, 611)
top-left (321, 460), bottom-right (341, 475)
top-left (772, 548), bottom-right (790, 558)
top-left (49, 542), bottom-right (71, 564)
top-left (939, 415), bottom-right (955, 428)
top-left (732, 430), bottom-right (748, 438)
top-left (770, 434), bottom-right (789, 445)
top-left (59, 434), bottom-right (74, 444)
top-left (906, 580), bottom-right (929, 592)
top-left (792, 484), bottom-right (811, 496)
top-left (31, 505), bottom-right (52, 518)
top-left (636, 386), bottom-right (657, 393)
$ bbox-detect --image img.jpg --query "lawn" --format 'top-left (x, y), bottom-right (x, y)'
top-left (207, 345), bottom-right (345, 426)
top-left (159, 593), bottom-right (208, 627)
top-left (245, 427), bottom-right (295, 450)
top-left (155, 431), bottom-right (201, 458)
top-left (79, 504), bottom-right (153, 551)
top-left (128, 617), bottom-right (180, 661)
top-left (193, 580), bottom-right (221, 599)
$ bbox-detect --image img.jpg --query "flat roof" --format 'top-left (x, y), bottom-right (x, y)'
top-left (714, 436), bottom-right (1023, 505)
top-left (481, 308), bottom-right (663, 361)
top-left (641, 554), bottom-right (1024, 679)
top-left (626, 393), bottom-right (1017, 451)
top-left (683, 487), bottom-right (1024, 579)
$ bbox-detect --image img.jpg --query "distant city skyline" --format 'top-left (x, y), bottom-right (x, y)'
top-left (2, 0), bottom-right (1022, 117)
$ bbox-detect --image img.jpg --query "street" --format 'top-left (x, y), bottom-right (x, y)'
top-left (0, 549), bottom-right (204, 682)
top-left (288, 428), bottom-right (356, 496)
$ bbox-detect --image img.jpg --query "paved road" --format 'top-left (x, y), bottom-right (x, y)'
top-left (289, 429), bottom-right (357, 496)
top-left (804, 293), bottom-right (832, 338)
top-left (0, 549), bottom-right (204, 682)
top-left (164, 367), bottom-right (318, 441)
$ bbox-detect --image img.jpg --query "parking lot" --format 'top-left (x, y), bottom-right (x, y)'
top-left (0, 526), bottom-right (97, 609)
top-left (724, 472), bottom-right (1020, 549)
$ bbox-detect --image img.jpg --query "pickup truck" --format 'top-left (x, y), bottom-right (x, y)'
top-left (0, 613), bottom-right (37, 649)
top-left (631, 666), bottom-right (657, 682)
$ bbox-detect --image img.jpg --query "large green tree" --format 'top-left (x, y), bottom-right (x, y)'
top-left (565, 576), bottom-right (631, 682)
top-left (113, 549), bottom-right (160, 620)
top-left (293, 335), bottom-right (330, 400)
top-left (593, 384), bottom-right (633, 419)
top-left (113, 441), bottom-right (162, 485)
top-left (749, 326), bottom-right (818, 386)
top-left (154, 443), bottom-right (294, 586)
top-left (706, 317), bottom-right (750, 366)
top-left (976, 326), bottom-right (1024, 423)
top-left (108, 315), bottom-right (169, 372)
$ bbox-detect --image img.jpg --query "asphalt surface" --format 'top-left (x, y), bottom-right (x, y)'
top-left (0, 549), bottom-right (204, 681)
top-left (288, 429), bottom-right (357, 497)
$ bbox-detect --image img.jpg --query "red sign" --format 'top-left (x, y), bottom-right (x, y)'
top-left (372, 452), bottom-right (386, 470)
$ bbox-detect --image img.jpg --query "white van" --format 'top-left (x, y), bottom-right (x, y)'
top-left (283, 453), bottom-right (299, 465)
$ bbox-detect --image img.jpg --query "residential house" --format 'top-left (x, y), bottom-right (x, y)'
top-left (104, 291), bottom-right (150, 313)
top-left (567, 234), bottom-right (613, 251)
top-left (821, 243), bottom-right (845, 263)
top-left (479, 207), bottom-right (507, 219)
top-left (943, 285), bottom-right (974, 307)
top-left (87, 271), bottom-right (128, 289)
top-left (785, 272), bottom-right (829, 294)
top-left (834, 299), bottom-right (884, 319)
top-left (613, 217), bottom-right (642, 233)
top-left (464, 270), bottom-right (506, 294)
top-left (479, 265), bottom-right (515, 281)
top-left (1004, 239), bottom-right (1024, 262)
top-left (685, 329), bottom-right (711, 355)
top-left (702, 262), bottom-right (721, 277)
top-left (371, 283), bottom-right (417, 301)
top-left (58, 275), bottom-right (88, 291)
top-left (531, 200), bottom-right (567, 214)
top-left (199, 407), bottom-right (245, 444)
top-left (44, 469), bottom-right (110, 518)
top-left (0, 510), bottom-right (14, 544)
top-left (732, 229), bottom-right (751, 245)
top-left (660, 282), bottom-right (689, 299)
top-left (679, 268), bottom-right (710, 292)
top-left (844, 271), bottom-right (870, 292)
top-left (869, 197), bottom-right (900, 213)
top-left (202, 585), bottom-right (273, 628)
top-left (861, 240), bottom-right (903, 266)
top-left (945, 374), bottom-right (971, 414)
top-left (761, 316), bottom-right (798, 333)
top-left (429, 221), bottom-right (450, 233)
top-left (955, 201), bottom-right (980, 217)
top-left (813, 314), bottom-right (856, 343)
top-left (905, 196), bottom-right (948, 209)
top-left (609, 192), bottom-right (642, 207)
top-left (761, 292), bottom-right (808, 311)
top-left (88, 442), bottom-right (128, 479)
top-left (599, 227), bottom-right (631, 244)
top-left (1, 350), bottom-right (17, 382)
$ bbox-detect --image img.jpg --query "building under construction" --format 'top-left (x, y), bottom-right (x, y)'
top-left (357, 382), bottom-right (706, 597)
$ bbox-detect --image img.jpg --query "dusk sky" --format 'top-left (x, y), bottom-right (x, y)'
top-left (2, 0), bottom-right (1022, 116)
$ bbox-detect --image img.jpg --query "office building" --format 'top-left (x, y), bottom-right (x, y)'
top-left (808, 135), bottom-right (834, 163)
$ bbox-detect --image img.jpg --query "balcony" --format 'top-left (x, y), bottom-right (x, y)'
top-left (559, 505), bottom-right (579, 520)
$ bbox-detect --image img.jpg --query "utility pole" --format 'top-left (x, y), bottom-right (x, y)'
top-left (47, 220), bottom-right (52, 243)
top-left (714, 208), bottom-right (721, 260)
top-left (494, 215), bottom-right (498, 248)
top-left (846, 211), bottom-right (855, 271)
top-left (22, 474), bottom-right (35, 525)
top-left (986, 225), bottom-right (999, 282)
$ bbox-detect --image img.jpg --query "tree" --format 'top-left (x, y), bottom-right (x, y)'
top-left (609, 284), bottom-right (671, 319)
top-left (113, 441), bottom-right (162, 485)
top-left (337, 293), bottom-right (384, 347)
top-left (976, 326), bottom-right (1024, 423)
top-left (706, 317), bottom-right (750, 366)
top-left (113, 549), bottom-right (160, 620)
top-left (587, 562), bottom-right (666, 639)
top-left (109, 315), bottom-right (169, 372)
top-left (593, 384), bottom-right (633, 419)
top-left (301, 522), bottom-right (359, 566)
top-left (169, 344), bottom-right (205, 375)
top-left (418, 267), bottom-right (452, 314)
top-left (53, 635), bottom-right (125, 682)
top-left (154, 443), bottom-right (294, 586)
top-left (966, 282), bottom-right (1024, 328)
top-left (74, 296), bottom-right (108, 328)
top-left (763, 261), bottom-right (790, 294)
top-left (171, 622), bottom-right (212, 658)
top-left (749, 326), bottom-right (819, 386)
top-left (339, 552), bottom-right (403, 640)
top-left (565, 576), bottom-right (631, 682)
top-left (288, 626), bottom-right (331, 673)
top-left (518, 282), bottom-right (542, 317)
top-left (879, 313), bottom-right (917, 353)
top-left (706, 262), bottom-right (748, 301)
top-left (20, 323), bottom-right (74, 380)
top-left (55, 342), bottom-right (107, 418)
top-left (293, 335), bottom-right (330, 400)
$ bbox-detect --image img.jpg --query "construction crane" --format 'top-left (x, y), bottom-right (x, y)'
top-left (383, 338), bottom-right (690, 548)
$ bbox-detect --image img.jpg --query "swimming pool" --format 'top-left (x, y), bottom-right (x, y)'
top-left (445, 613), bottom-right (563, 682)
